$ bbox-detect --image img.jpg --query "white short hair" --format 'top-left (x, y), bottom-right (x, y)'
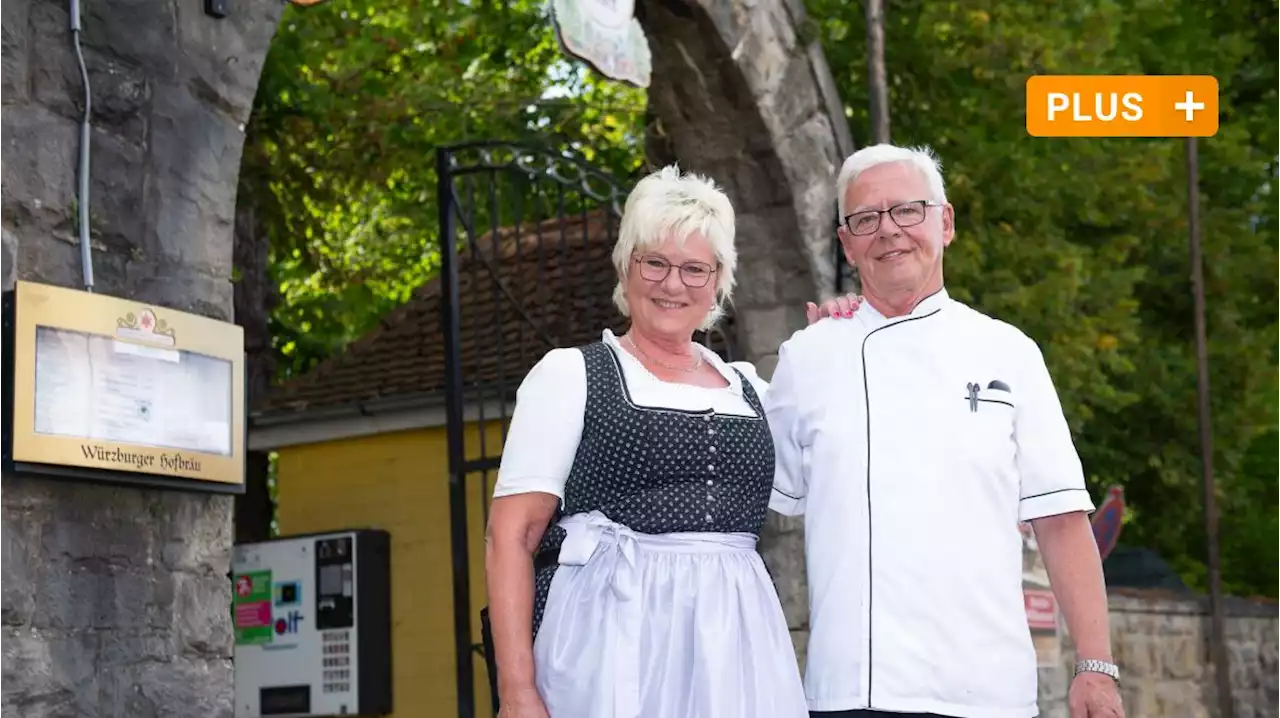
top-left (612, 164), bottom-right (737, 330)
top-left (835, 144), bottom-right (948, 218)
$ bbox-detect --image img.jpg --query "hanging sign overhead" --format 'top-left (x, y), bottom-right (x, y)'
top-left (551, 0), bottom-right (652, 88)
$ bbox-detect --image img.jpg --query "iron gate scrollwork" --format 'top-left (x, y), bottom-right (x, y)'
top-left (437, 141), bottom-right (623, 718)
top-left (437, 142), bottom-right (742, 717)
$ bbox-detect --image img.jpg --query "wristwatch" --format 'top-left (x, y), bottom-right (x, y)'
top-left (1074, 658), bottom-right (1121, 685)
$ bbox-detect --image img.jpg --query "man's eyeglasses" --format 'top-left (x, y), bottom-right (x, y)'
top-left (842, 200), bottom-right (942, 236)
top-left (634, 254), bottom-right (718, 288)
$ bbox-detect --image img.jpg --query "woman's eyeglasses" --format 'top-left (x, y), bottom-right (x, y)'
top-left (634, 255), bottom-right (717, 288)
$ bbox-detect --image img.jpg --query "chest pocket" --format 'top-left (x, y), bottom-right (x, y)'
top-left (955, 381), bottom-right (1017, 461)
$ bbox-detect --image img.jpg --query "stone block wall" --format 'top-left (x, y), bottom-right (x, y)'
top-left (1101, 591), bottom-right (1278, 718)
top-left (778, 588), bottom-right (1278, 718)
top-left (639, 0), bottom-right (851, 374)
top-left (1, 1), bottom-right (280, 716)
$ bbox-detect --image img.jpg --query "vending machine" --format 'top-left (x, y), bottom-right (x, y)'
top-left (232, 529), bottom-right (391, 717)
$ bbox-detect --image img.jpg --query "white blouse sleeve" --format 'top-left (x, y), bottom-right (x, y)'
top-left (728, 360), bottom-right (771, 400)
top-left (763, 338), bottom-right (811, 516)
top-left (491, 348), bottom-right (586, 503)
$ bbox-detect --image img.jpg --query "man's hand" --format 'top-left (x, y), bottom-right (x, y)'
top-left (805, 293), bottom-right (863, 324)
top-left (498, 687), bottom-right (551, 718)
top-left (1068, 671), bottom-right (1124, 718)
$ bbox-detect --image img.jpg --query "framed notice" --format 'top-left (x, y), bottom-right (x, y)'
top-left (2, 280), bottom-right (245, 494)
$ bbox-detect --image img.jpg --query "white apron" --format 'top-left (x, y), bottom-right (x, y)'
top-left (533, 511), bottom-right (809, 718)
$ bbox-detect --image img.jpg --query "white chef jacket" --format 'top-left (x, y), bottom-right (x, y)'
top-left (765, 288), bottom-right (1095, 718)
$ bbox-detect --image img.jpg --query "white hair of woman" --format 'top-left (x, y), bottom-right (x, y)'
top-left (611, 165), bottom-right (737, 331)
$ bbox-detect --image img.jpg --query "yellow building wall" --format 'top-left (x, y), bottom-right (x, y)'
top-left (275, 420), bottom-right (503, 718)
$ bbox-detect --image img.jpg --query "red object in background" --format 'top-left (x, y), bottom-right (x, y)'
top-left (1024, 589), bottom-right (1057, 631)
top-left (1091, 485), bottom-right (1126, 561)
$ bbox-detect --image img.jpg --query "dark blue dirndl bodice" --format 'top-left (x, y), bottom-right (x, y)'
top-left (530, 341), bottom-right (775, 636)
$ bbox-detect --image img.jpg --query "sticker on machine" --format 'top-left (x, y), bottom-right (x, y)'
top-left (234, 570), bottom-right (274, 645)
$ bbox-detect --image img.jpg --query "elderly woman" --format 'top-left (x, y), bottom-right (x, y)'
top-left (485, 165), bottom-right (852, 718)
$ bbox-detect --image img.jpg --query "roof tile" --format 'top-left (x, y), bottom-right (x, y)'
top-left (256, 211), bottom-right (737, 419)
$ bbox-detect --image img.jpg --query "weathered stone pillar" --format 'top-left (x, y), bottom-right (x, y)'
top-left (1, 1), bottom-right (281, 715)
top-left (637, 0), bottom-right (854, 665)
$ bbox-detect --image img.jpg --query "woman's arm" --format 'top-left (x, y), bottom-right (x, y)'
top-left (485, 493), bottom-right (560, 703)
top-left (483, 347), bottom-right (586, 710)
top-left (761, 338), bottom-right (812, 516)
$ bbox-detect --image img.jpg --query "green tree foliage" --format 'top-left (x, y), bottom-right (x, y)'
top-left (242, 0), bottom-right (646, 380)
top-left (807, 0), bottom-right (1278, 596)
top-left (244, 0), bottom-right (1277, 596)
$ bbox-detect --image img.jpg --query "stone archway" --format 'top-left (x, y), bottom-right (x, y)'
top-left (1, 1), bottom-right (283, 715)
top-left (2, 0), bottom-right (848, 711)
top-left (638, 0), bottom-right (853, 659)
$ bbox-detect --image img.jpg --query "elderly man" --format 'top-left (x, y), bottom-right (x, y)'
top-left (766, 144), bottom-right (1124, 718)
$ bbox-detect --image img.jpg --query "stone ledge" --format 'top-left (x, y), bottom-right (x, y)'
top-left (1109, 589), bottom-right (1279, 618)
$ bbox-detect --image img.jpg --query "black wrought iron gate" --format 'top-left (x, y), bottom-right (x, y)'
top-left (834, 206), bottom-right (859, 296)
top-left (436, 142), bottom-right (628, 718)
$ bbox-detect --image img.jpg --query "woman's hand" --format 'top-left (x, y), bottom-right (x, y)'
top-left (498, 687), bottom-right (552, 718)
top-left (486, 493), bottom-right (559, 718)
top-left (805, 293), bottom-right (864, 324)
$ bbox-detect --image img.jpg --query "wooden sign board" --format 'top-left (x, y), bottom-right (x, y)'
top-left (3, 281), bottom-right (246, 494)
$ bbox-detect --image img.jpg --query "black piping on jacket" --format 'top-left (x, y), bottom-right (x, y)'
top-left (859, 297), bottom-right (944, 708)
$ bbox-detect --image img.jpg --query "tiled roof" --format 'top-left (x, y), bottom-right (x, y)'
top-left (254, 210), bottom-right (736, 420)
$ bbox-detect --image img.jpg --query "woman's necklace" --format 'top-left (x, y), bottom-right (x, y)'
top-left (624, 333), bottom-right (703, 373)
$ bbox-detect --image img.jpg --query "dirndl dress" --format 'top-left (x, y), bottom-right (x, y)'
top-left (528, 341), bottom-right (807, 718)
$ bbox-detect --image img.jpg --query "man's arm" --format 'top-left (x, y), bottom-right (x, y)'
top-left (1012, 335), bottom-right (1111, 658)
top-left (1032, 512), bottom-right (1112, 662)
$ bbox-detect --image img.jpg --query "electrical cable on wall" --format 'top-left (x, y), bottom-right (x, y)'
top-left (69, 0), bottom-right (94, 292)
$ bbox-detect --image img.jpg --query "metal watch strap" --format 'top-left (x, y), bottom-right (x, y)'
top-left (1074, 658), bottom-right (1121, 684)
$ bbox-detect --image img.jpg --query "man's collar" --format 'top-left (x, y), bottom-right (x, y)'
top-left (860, 287), bottom-right (950, 324)
top-left (912, 287), bottom-right (950, 315)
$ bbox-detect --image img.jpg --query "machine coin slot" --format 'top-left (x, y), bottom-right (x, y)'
top-left (315, 536), bottom-right (354, 630)
top-left (259, 685), bottom-right (310, 715)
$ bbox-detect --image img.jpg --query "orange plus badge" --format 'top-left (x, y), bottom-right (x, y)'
top-left (1026, 75), bottom-right (1219, 138)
